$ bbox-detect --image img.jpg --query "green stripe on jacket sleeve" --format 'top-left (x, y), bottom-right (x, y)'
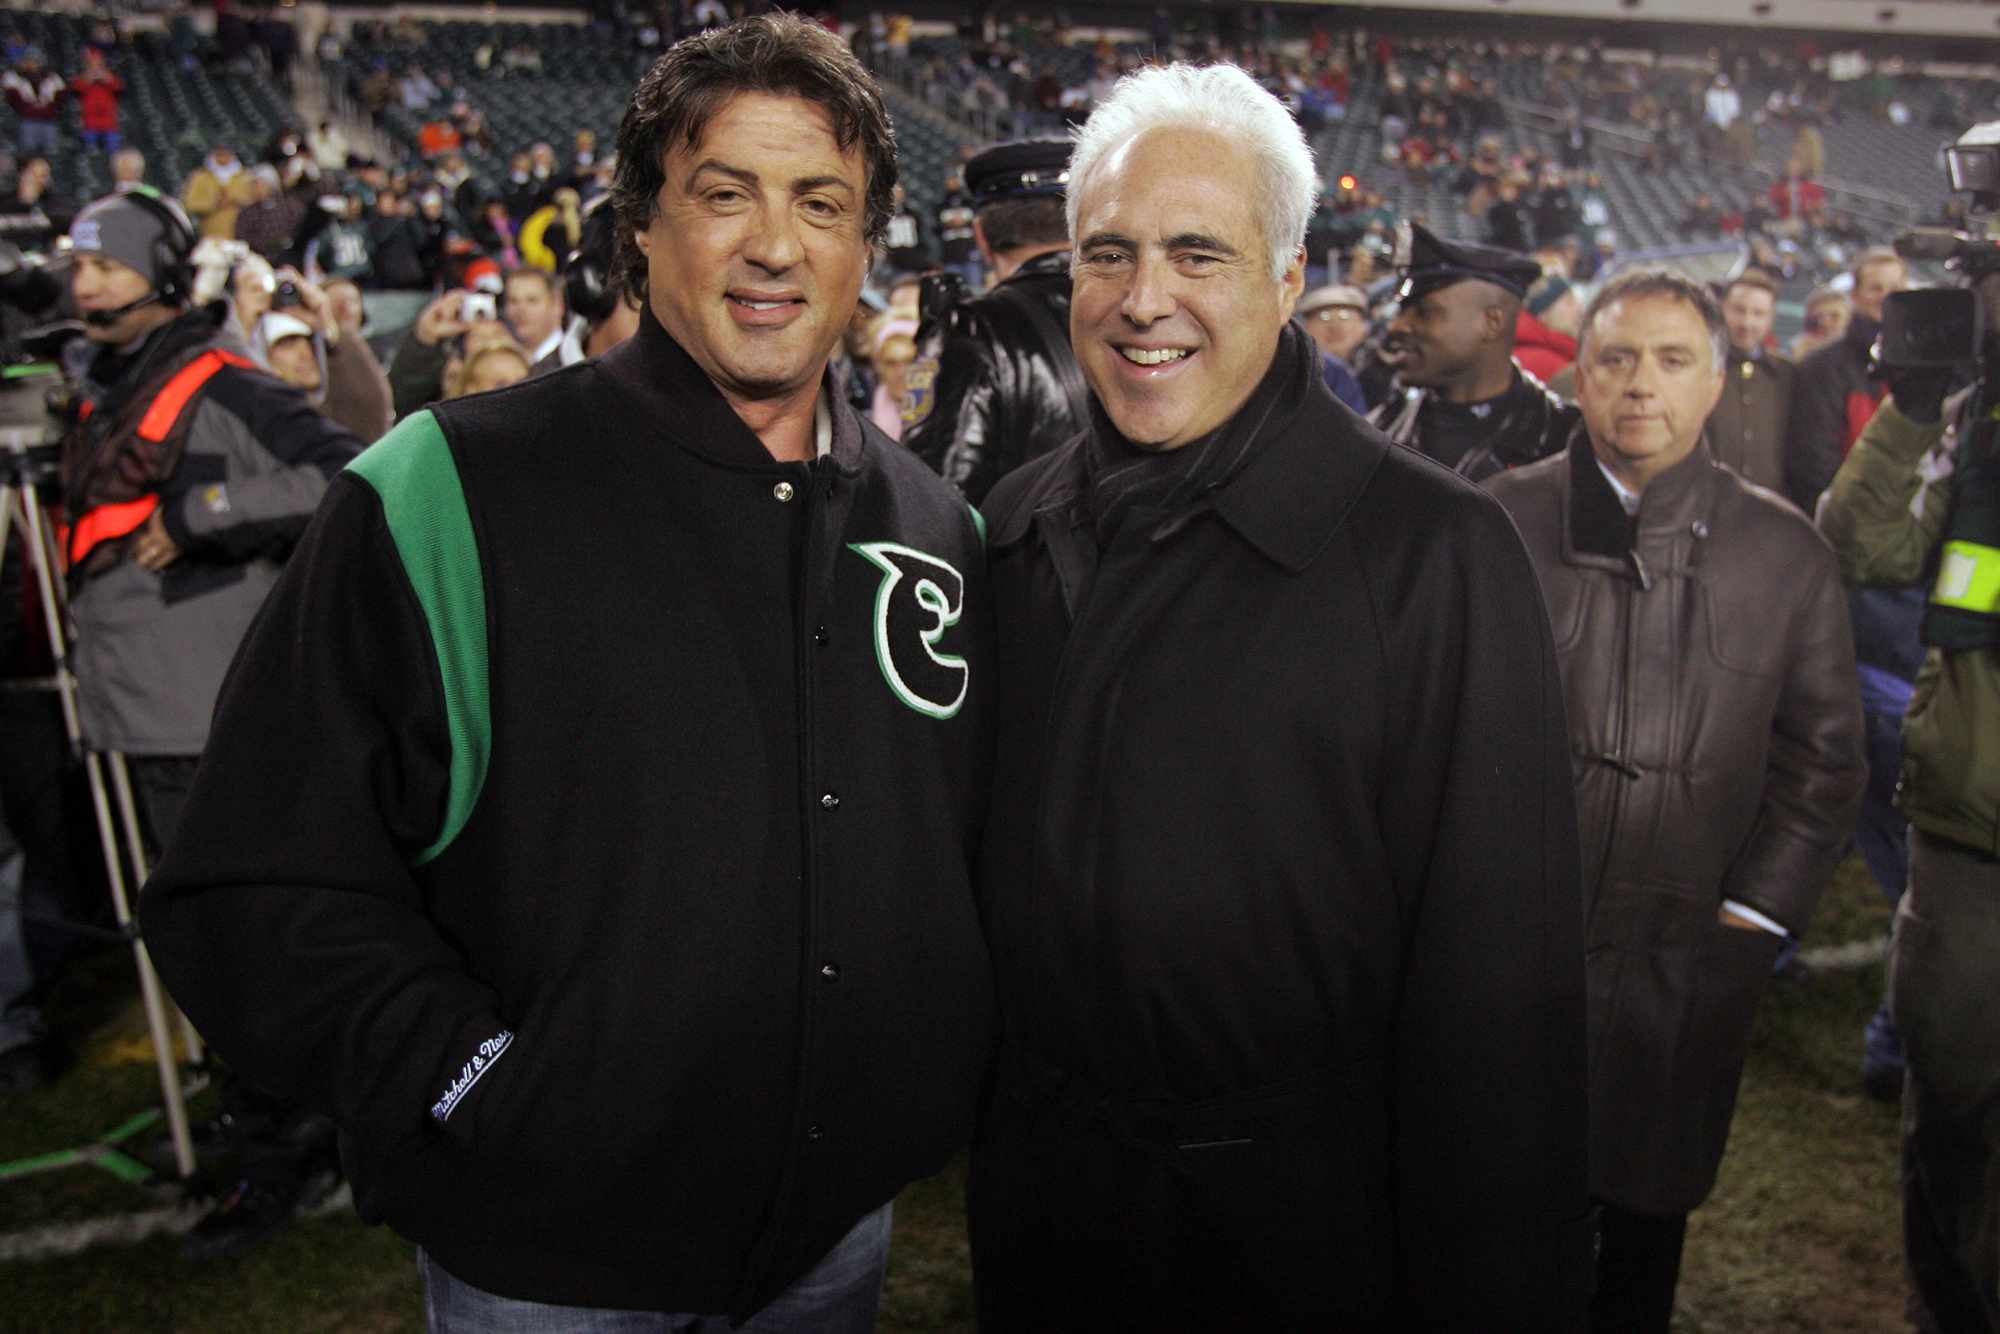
top-left (345, 411), bottom-right (490, 865)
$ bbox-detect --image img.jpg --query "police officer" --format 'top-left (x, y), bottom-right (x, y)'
top-left (904, 139), bottom-right (1086, 505)
top-left (1372, 222), bottom-right (1577, 482)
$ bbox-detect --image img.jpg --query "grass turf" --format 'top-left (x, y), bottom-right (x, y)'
top-left (1, 858), bottom-right (1903, 1332)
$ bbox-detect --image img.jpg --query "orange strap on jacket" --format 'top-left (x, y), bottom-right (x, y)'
top-left (66, 349), bottom-right (254, 565)
top-left (66, 494), bottom-right (159, 564)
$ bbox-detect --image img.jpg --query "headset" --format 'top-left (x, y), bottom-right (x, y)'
top-left (563, 193), bottom-right (622, 327)
top-left (80, 184), bottom-right (201, 327)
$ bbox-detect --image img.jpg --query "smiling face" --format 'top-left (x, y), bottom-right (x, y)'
top-left (1576, 292), bottom-right (1724, 492)
top-left (1071, 127), bottom-right (1303, 450)
top-left (634, 91), bottom-right (870, 414)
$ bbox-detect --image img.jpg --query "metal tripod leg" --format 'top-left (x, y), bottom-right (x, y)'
top-left (84, 751), bottom-right (195, 1179)
top-left (104, 753), bottom-right (202, 1067)
top-left (3, 474), bottom-right (198, 1180)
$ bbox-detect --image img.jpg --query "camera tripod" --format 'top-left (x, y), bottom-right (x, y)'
top-left (0, 425), bottom-right (200, 1181)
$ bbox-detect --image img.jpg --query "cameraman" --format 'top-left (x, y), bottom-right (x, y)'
top-left (62, 187), bottom-right (363, 1254)
top-left (1819, 238), bottom-right (2000, 1332)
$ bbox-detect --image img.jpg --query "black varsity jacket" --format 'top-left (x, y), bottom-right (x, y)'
top-left (138, 308), bottom-right (996, 1317)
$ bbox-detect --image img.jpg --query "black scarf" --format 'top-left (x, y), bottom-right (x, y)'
top-left (1083, 320), bottom-right (1319, 552)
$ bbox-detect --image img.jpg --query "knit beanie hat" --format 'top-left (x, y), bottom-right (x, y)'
top-left (70, 193), bottom-right (174, 292)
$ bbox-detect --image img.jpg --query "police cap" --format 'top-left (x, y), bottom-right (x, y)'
top-left (965, 139), bottom-right (1072, 207)
top-left (1396, 222), bottom-right (1543, 304)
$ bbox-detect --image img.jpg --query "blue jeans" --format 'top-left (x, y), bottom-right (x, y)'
top-left (16, 120), bottom-right (57, 158)
top-left (419, 1202), bottom-right (892, 1333)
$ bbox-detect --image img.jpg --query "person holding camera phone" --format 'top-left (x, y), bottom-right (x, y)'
top-left (254, 267), bottom-right (393, 442)
top-left (387, 286), bottom-right (499, 418)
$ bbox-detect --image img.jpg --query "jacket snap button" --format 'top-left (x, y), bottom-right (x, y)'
top-left (821, 792), bottom-right (840, 810)
top-left (1691, 520), bottom-right (1709, 539)
top-left (814, 626), bottom-right (829, 645)
top-left (805, 1123), bottom-right (825, 1142)
top-left (820, 962), bottom-right (840, 981)
top-left (772, 481), bottom-right (795, 502)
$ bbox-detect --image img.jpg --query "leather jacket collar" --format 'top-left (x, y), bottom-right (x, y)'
top-left (1560, 427), bottom-right (1721, 575)
top-left (597, 303), bottom-right (865, 478)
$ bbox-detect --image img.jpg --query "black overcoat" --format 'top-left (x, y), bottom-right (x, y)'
top-left (974, 382), bottom-right (1592, 1329)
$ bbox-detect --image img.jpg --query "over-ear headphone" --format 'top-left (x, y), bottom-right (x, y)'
top-left (564, 193), bottom-right (621, 326)
top-left (120, 184), bottom-right (199, 306)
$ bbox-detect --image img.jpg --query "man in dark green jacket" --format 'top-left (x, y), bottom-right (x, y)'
top-left (1821, 336), bottom-right (2000, 1334)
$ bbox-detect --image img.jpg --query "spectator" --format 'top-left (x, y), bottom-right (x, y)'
top-left (1486, 269), bottom-right (1863, 1334)
top-left (1297, 282), bottom-right (1372, 364)
top-left (182, 146), bottom-right (260, 240)
top-left (880, 182), bottom-right (930, 273)
top-left (226, 252), bottom-right (276, 350)
top-left (253, 273), bottom-right (394, 443)
top-left (2, 47), bottom-right (62, 159)
top-left (934, 172), bottom-right (978, 289)
top-left (518, 187), bottom-right (582, 273)
top-left (1514, 274), bottom-right (1581, 385)
top-left (470, 197), bottom-right (519, 269)
top-left (0, 156), bottom-right (72, 252)
top-left (499, 150), bottom-right (541, 225)
top-left (1558, 106), bottom-right (1593, 169)
top-left (1532, 168), bottom-right (1580, 247)
top-left (1707, 268), bottom-right (1794, 495)
top-left (71, 46), bottom-right (123, 156)
top-left (399, 65), bottom-right (440, 111)
top-left (110, 146), bottom-right (145, 191)
top-left (1486, 176), bottom-right (1533, 252)
top-left (364, 191), bottom-right (425, 290)
top-left (234, 165), bottom-right (305, 264)
top-left (867, 315), bottom-right (917, 439)
top-left (1291, 284), bottom-right (1372, 415)
top-left (502, 267), bottom-right (565, 364)
top-left (441, 325), bottom-right (532, 399)
top-left (306, 194), bottom-right (374, 285)
top-left (307, 119), bottom-right (349, 174)
top-left (1680, 192), bottom-right (1722, 239)
top-left (1791, 284), bottom-right (1850, 361)
top-left (1785, 247), bottom-right (1907, 512)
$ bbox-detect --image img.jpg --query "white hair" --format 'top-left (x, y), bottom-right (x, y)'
top-left (1066, 62), bottom-right (1318, 281)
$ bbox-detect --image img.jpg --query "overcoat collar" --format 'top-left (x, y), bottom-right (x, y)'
top-left (597, 302), bottom-right (865, 478)
top-left (989, 374), bottom-right (1390, 574)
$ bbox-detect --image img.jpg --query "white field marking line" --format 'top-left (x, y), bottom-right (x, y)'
top-left (1798, 937), bottom-right (1890, 971)
top-left (0, 1183), bottom-right (353, 1262)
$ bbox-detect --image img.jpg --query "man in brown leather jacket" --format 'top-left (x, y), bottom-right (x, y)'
top-left (1486, 269), bottom-right (1866, 1334)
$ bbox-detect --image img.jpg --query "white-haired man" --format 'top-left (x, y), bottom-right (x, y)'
top-left (971, 62), bottom-right (1591, 1331)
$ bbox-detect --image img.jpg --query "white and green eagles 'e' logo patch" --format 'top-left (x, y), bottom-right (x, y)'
top-left (848, 541), bottom-right (969, 719)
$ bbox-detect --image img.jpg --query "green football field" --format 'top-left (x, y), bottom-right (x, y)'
top-left (0, 857), bottom-right (1905, 1334)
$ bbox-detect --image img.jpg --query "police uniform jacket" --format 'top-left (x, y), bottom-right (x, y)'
top-left (1706, 348), bottom-right (1796, 495)
top-left (139, 306), bottom-right (997, 1319)
top-left (1370, 364), bottom-right (1578, 482)
top-left (977, 337), bottom-right (1591, 1327)
top-left (1486, 435), bottom-right (1866, 1215)
top-left (904, 249), bottom-right (1086, 505)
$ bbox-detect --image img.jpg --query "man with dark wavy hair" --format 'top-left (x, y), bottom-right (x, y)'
top-left (140, 15), bottom-right (994, 1331)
